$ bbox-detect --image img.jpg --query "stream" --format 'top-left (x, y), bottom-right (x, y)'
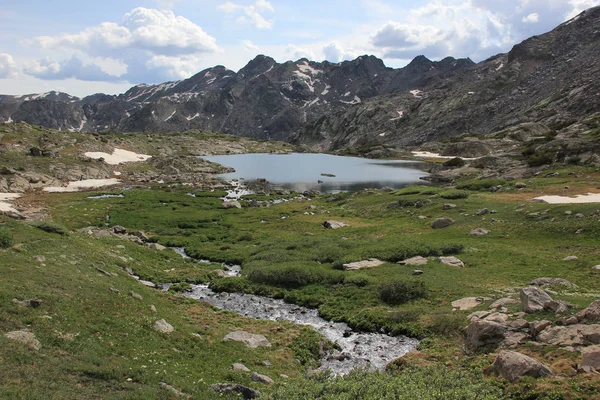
top-left (174, 250), bottom-right (419, 375)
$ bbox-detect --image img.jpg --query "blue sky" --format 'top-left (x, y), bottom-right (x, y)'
top-left (0, 0), bottom-right (598, 97)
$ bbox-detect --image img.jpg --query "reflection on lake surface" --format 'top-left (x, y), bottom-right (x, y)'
top-left (203, 153), bottom-right (429, 193)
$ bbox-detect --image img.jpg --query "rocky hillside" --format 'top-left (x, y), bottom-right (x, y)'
top-left (1, 7), bottom-right (598, 151)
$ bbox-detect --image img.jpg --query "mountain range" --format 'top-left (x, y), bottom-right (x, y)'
top-left (1, 6), bottom-right (599, 151)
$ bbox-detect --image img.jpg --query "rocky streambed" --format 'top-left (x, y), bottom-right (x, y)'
top-left (177, 261), bottom-right (418, 375)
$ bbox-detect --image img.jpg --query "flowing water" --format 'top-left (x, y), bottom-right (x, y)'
top-left (175, 255), bottom-right (418, 375)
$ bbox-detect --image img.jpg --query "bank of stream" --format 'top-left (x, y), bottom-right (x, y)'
top-left (171, 249), bottom-right (418, 375)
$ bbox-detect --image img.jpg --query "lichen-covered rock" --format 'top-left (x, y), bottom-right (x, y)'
top-left (492, 350), bottom-right (552, 382)
top-left (153, 319), bottom-right (174, 334)
top-left (251, 372), bottom-right (274, 385)
top-left (520, 287), bottom-right (553, 313)
top-left (431, 217), bottom-right (455, 229)
top-left (223, 331), bottom-right (271, 348)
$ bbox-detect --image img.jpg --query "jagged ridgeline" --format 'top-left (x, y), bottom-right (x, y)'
top-left (2, 6), bottom-right (598, 152)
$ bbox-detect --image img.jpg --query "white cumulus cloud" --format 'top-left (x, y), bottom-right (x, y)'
top-left (285, 44), bottom-right (315, 61)
top-left (24, 56), bottom-right (122, 82)
top-left (27, 7), bottom-right (220, 84)
top-left (242, 40), bottom-right (259, 52)
top-left (218, 0), bottom-right (275, 29)
top-left (322, 42), bottom-right (356, 63)
top-left (522, 13), bottom-right (540, 23)
top-left (0, 53), bottom-right (18, 79)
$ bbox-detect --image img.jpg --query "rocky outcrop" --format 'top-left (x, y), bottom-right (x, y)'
top-left (210, 383), bottom-right (261, 399)
top-left (575, 300), bottom-right (600, 323)
top-left (520, 287), bottom-right (571, 314)
top-left (438, 256), bottom-right (464, 267)
top-left (580, 345), bottom-right (600, 373)
top-left (492, 350), bottom-right (552, 382)
top-left (323, 220), bottom-right (348, 229)
top-left (537, 324), bottom-right (600, 346)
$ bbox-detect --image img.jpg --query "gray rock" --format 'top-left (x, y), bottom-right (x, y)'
top-left (210, 383), bottom-right (261, 399)
top-left (232, 363), bottom-right (251, 372)
top-left (112, 225), bottom-right (127, 234)
top-left (153, 319), bottom-right (174, 334)
top-left (431, 217), bottom-right (455, 229)
top-left (529, 277), bottom-right (577, 288)
top-left (537, 324), bottom-right (600, 346)
top-left (398, 256), bottom-right (428, 266)
top-left (159, 382), bottom-right (191, 398)
top-left (147, 243), bottom-right (166, 251)
top-left (465, 319), bottom-right (507, 350)
top-left (529, 320), bottom-right (553, 337)
top-left (438, 256), bottom-right (464, 267)
top-left (342, 258), bottom-right (384, 271)
top-left (223, 331), bottom-right (271, 348)
top-left (470, 228), bottom-right (489, 236)
top-left (580, 345), bottom-right (600, 373)
top-left (563, 255), bottom-right (578, 261)
top-left (443, 203), bottom-right (457, 210)
top-left (452, 297), bottom-right (483, 311)
top-left (150, 305), bottom-right (157, 313)
top-left (129, 291), bottom-right (143, 300)
top-left (515, 182), bottom-right (527, 189)
top-left (575, 300), bottom-right (600, 323)
top-left (476, 208), bottom-right (490, 216)
top-left (413, 270), bottom-right (424, 275)
top-left (502, 332), bottom-right (531, 348)
top-left (520, 287), bottom-right (554, 313)
top-left (139, 280), bottom-right (156, 288)
top-left (490, 298), bottom-right (518, 309)
top-left (223, 200), bottom-right (242, 209)
top-left (323, 220), bottom-right (348, 229)
top-left (251, 372), bottom-right (274, 385)
top-left (4, 330), bottom-right (41, 351)
top-left (492, 350), bottom-right (551, 382)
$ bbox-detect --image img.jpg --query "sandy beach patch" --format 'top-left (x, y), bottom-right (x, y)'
top-left (533, 193), bottom-right (600, 204)
top-left (0, 193), bottom-right (22, 213)
top-left (43, 179), bottom-right (121, 193)
top-left (85, 148), bottom-right (151, 165)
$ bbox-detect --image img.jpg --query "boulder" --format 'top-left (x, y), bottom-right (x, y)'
top-left (470, 228), bottom-right (489, 236)
top-left (563, 255), bottom-right (578, 261)
top-left (575, 300), bottom-right (600, 323)
top-left (4, 330), bottom-right (41, 351)
top-left (520, 287), bottom-right (553, 313)
top-left (112, 225), bottom-right (127, 234)
top-left (438, 256), bottom-right (464, 267)
top-left (129, 291), bottom-right (143, 300)
top-left (343, 258), bottom-right (384, 271)
top-left (452, 297), bottom-right (483, 311)
top-left (476, 208), bottom-right (490, 216)
top-left (251, 372), bottom-right (274, 385)
top-left (398, 256), bottom-right (428, 266)
top-left (580, 345), bottom-right (600, 373)
top-left (529, 278), bottom-right (577, 288)
top-left (210, 383), bottom-right (261, 399)
top-left (223, 331), bottom-right (271, 348)
top-left (502, 332), bottom-right (531, 348)
top-left (443, 203), bottom-right (457, 210)
top-left (223, 200), bottom-right (242, 209)
top-left (431, 217), bottom-right (455, 229)
top-left (147, 243), bottom-right (166, 251)
top-left (232, 363), bottom-right (251, 372)
top-left (323, 220), bottom-right (348, 229)
top-left (153, 319), bottom-right (174, 334)
top-left (413, 270), bottom-right (424, 275)
top-left (139, 280), bottom-right (156, 288)
top-left (537, 324), bottom-right (600, 346)
top-left (492, 350), bottom-right (552, 382)
top-left (465, 319), bottom-right (507, 350)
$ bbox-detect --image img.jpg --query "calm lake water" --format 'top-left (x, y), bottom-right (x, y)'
top-left (203, 153), bottom-right (429, 193)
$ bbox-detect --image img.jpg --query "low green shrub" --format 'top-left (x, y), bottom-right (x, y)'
top-left (0, 228), bottom-right (13, 248)
top-left (439, 190), bottom-right (469, 199)
top-left (429, 312), bottom-right (466, 337)
top-left (379, 279), bottom-right (427, 305)
top-left (443, 157), bottom-right (466, 167)
top-left (344, 274), bottom-right (372, 287)
top-left (168, 282), bottom-right (192, 293)
top-left (456, 179), bottom-right (505, 191)
top-left (246, 262), bottom-right (344, 288)
top-left (265, 366), bottom-right (503, 399)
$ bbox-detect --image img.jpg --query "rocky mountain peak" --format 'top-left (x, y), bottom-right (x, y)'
top-left (238, 54), bottom-right (277, 79)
